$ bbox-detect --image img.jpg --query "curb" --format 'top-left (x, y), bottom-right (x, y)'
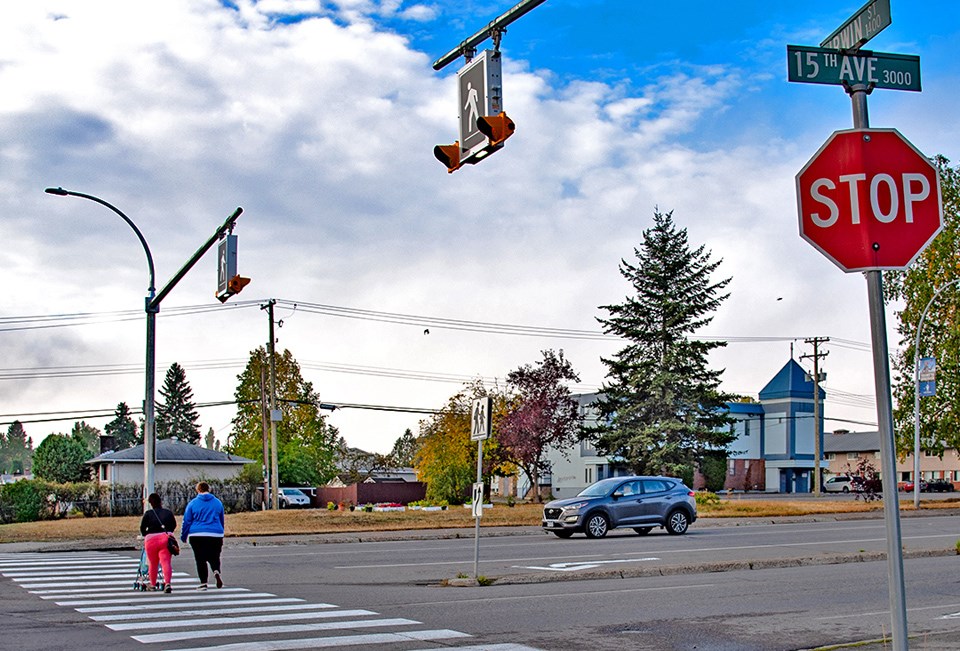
top-left (472, 547), bottom-right (955, 587)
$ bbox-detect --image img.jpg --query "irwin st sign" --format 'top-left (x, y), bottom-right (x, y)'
top-left (821, 0), bottom-right (891, 51)
top-left (787, 45), bottom-right (920, 92)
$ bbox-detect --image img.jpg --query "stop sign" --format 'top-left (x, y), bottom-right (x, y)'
top-left (796, 128), bottom-right (942, 272)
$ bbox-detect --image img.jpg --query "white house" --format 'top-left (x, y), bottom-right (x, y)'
top-left (87, 437), bottom-right (254, 487)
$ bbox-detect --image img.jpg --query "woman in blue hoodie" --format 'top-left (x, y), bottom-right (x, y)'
top-left (180, 481), bottom-right (225, 591)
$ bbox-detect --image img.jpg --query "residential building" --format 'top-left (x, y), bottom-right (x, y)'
top-left (86, 437), bottom-right (254, 486)
top-left (823, 430), bottom-right (960, 487)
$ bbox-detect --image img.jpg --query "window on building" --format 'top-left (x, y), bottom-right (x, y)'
top-left (847, 452), bottom-right (860, 460)
top-left (827, 453), bottom-right (836, 460)
top-left (584, 467), bottom-right (593, 485)
top-left (901, 471), bottom-right (910, 481)
top-left (728, 459), bottom-right (736, 476)
top-left (99, 465), bottom-right (108, 481)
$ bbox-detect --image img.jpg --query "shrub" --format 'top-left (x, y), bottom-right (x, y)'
top-left (1, 480), bottom-right (49, 523)
top-left (695, 491), bottom-right (721, 508)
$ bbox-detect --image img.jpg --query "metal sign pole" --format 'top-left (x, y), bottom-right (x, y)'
top-left (850, 83), bottom-right (909, 651)
top-left (473, 439), bottom-right (483, 580)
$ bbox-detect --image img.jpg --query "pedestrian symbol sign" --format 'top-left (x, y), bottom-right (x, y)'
top-left (471, 396), bottom-right (492, 441)
top-left (458, 50), bottom-right (502, 162)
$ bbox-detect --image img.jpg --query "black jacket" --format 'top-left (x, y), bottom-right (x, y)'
top-left (139, 507), bottom-right (177, 536)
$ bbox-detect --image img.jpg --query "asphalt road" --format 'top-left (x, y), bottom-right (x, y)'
top-left (3, 511), bottom-right (960, 650)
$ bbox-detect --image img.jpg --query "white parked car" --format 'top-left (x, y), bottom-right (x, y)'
top-left (278, 487), bottom-right (311, 508)
top-left (823, 475), bottom-right (859, 493)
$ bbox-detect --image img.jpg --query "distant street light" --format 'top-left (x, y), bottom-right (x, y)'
top-left (46, 187), bottom-right (243, 511)
top-left (913, 278), bottom-right (960, 509)
top-left (44, 187), bottom-right (159, 506)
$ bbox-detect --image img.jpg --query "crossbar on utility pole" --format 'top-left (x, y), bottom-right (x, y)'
top-left (432, 0), bottom-right (548, 70)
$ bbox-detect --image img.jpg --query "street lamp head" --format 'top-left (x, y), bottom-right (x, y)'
top-left (45, 187), bottom-right (69, 196)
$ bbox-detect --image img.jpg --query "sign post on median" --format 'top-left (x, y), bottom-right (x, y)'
top-left (470, 397), bottom-right (492, 580)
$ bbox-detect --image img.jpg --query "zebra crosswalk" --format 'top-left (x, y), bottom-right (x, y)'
top-left (0, 551), bottom-right (540, 651)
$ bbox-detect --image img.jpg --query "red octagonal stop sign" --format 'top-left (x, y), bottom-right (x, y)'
top-left (796, 128), bottom-right (942, 272)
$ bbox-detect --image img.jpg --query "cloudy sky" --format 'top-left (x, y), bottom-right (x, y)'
top-left (2, 0), bottom-right (958, 454)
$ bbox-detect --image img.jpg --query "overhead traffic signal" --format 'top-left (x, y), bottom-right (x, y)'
top-left (434, 141), bottom-right (462, 174)
top-left (476, 112), bottom-right (515, 147)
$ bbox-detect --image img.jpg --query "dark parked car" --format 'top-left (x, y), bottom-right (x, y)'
top-left (541, 476), bottom-right (697, 539)
top-left (925, 479), bottom-right (955, 492)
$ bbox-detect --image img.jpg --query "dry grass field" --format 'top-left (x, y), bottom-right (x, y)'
top-left (2, 497), bottom-right (958, 544)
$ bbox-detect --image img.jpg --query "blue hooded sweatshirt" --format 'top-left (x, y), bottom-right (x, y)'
top-left (180, 492), bottom-right (225, 542)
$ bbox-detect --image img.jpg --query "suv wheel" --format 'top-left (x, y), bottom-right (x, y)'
top-left (666, 509), bottom-right (690, 535)
top-left (584, 512), bottom-right (609, 539)
top-left (841, 486), bottom-right (849, 493)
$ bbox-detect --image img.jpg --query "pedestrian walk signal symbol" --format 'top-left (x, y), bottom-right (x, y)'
top-left (434, 50), bottom-right (515, 173)
top-left (471, 396), bottom-right (492, 441)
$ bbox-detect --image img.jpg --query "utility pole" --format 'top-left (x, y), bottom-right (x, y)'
top-left (259, 365), bottom-right (270, 509)
top-left (801, 337), bottom-right (829, 496)
top-left (262, 299), bottom-right (280, 510)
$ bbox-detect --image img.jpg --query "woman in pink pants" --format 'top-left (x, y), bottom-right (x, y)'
top-left (139, 493), bottom-right (177, 593)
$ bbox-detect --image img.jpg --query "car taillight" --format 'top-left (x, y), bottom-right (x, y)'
top-left (688, 491), bottom-right (695, 497)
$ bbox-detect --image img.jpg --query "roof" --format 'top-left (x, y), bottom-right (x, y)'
top-left (759, 359), bottom-right (825, 401)
top-left (87, 437), bottom-right (253, 465)
top-left (823, 430), bottom-right (880, 454)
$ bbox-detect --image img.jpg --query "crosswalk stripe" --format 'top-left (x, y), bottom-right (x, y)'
top-left (36, 587), bottom-right (250, 598)
top-left (91, 602), bottom-right (340, 621)
top-left (132, 618), bottom-right (421, 644)
top-left (56, 592), bottom-right (286, 606)
top-left (170, 628), bottom-right (472, 651)
top-left (77, 597), bottom-right (307, 613)
top-left (14, 571), bottom-right (166, 581)
top-left (106, 608), bottom-right (378, 631)
top-left (5, 565), bottom-right (139, 577)
top-left (21, 577), bottom-right (196, 589)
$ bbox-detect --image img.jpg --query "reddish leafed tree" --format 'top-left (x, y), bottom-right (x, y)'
top-left (499, 350), bottom-right (582, 502)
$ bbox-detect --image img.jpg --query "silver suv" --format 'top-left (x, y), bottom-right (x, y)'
top-left (542, 476), bottom-right (697, 538)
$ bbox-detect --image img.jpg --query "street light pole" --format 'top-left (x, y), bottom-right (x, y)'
top-left (913, 278), bottom-right (960, 508)
top-left (44, 187), bottom-right (159, 507)
top-left (46, 187), bottom-right (242, 512)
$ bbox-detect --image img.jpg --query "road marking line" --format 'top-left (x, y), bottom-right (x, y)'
top-left (513, 557), bottom-right (661, 572)
top-left (56, 592), bottom-right (282, 606)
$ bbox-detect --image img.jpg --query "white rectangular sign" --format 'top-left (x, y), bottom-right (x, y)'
top-left (471, 482), bottom-right (484, 518)
top-left (470, 397), bottom-right (492, 441)
top-left (457, 50), bottom-right (502, 163)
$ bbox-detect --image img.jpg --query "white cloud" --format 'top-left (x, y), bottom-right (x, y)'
top-left (1, 1), bottom-right (918, 453)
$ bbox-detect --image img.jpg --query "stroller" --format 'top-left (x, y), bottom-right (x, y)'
top-left (133, 544), bottom-right (165, 591)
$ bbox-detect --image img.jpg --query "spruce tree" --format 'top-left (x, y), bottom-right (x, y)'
top-left (104, 402), bottom-right (139, 450)
top-left (595, 209), bottom-right (735, 477)
top-left (156, 362), bottom-right (201, 445)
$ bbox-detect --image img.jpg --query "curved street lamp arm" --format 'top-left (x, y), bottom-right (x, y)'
top-left (45, 187), bottom-right (156, 296)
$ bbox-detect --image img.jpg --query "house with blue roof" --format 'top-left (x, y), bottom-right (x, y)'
top-left (726, 358), bottom-right (825, 493)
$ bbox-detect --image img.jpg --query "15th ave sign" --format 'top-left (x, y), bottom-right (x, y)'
top-left (796, 128), bottom-right (942, 272)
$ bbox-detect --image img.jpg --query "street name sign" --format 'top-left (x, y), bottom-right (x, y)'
top-left (787, 45), bottom-right (920, 92)
top-left (796, 128), bottom-right (943, 272)
top-left (821, 0), bottom-right (891, 51)
top-left (458, 50), bottom-right (503, 162)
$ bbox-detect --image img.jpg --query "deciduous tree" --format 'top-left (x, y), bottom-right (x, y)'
top-left (228, 347), bottom-right (338, 486)
top-left (32, 434), bottom-right (91, 483)
top-left (499, 350), bottom-right (582, 502)
top-left (594, 209), bottom-right (735, 477)
top-left (885, 156), bottom-right (960, 457)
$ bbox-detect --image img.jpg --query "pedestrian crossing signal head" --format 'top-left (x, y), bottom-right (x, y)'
top-left (434, 142), bottom-right (462, 173)
top-left (217, 275), bottom-right (251, 303)
top-left (477, 112), bottom-right (515, 148)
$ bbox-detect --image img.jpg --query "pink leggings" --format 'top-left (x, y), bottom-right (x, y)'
top-left (144, 533), bottom-right (173, 586)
